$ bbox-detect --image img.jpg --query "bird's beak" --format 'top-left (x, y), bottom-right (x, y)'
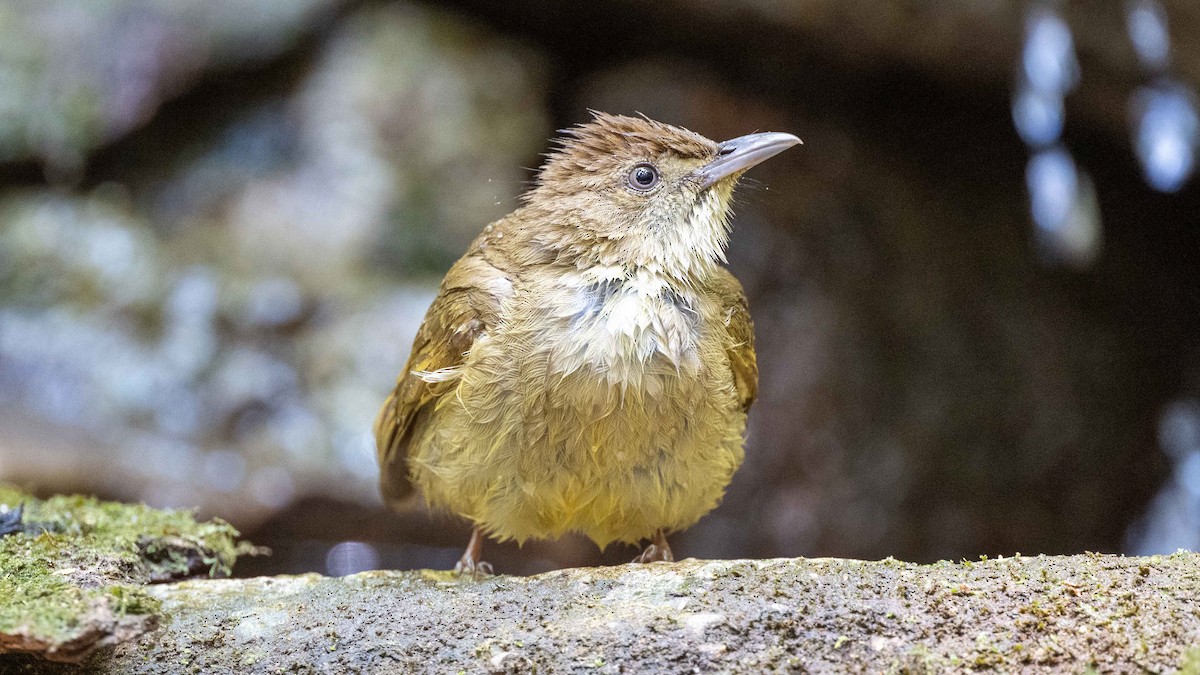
top-left (697, 132), bottom-right (802, 189)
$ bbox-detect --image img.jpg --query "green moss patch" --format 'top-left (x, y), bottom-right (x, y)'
top-left (0, 485), bottom-right (250, 663)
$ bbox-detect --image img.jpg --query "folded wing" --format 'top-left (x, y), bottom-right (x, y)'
top-left (374, 252), bottom-right (511, 505)
top-left (710, 267), bottom-right (758, 413)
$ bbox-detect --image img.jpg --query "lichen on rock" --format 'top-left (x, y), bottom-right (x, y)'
top-left (0, 485), bottom-right (250, 663)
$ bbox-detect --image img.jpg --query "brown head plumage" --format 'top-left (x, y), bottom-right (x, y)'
top-left (520, 113), bottom-right (750, 278)
top-left (533, 112), bottom-right (718, 191)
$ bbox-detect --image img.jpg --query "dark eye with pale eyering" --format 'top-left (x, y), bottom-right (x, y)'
top-left (627, 163), bottom-right (660, 191)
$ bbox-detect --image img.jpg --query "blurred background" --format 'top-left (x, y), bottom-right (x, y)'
top-left (0, 0), bottom-right (1198, 577)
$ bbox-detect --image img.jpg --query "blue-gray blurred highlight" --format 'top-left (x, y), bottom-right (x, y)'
top-left (1131, 82), bottom-right (1199, 193)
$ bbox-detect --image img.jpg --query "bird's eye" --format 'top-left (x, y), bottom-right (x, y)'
top-left (627, 163), bottom-right (660, 191)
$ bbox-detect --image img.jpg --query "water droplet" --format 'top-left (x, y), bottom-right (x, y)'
top-left (1159, 399), bottom-right (1200, 459)
top-left (1022, 8), bottom-right (1079, 95)
top-left (1026, 147), bottom-right (1102, 267)
top-left (1131, 82), bottom-right (1199, 193)
top-left (325, 541), bottom-right (380, 576)
top-left (1026, 147), bottom-right (1078, 233)
top-left (1176, 452), bottom-right (1200, 501)
top-left (1126, 0), bottom-right (1170, 70)
top-left (1012, 86), bottom-right (1065, 147)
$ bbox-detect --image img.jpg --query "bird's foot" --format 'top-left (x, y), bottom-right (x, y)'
top-left (632, 544), bottom-right (670, 563)
top-left (454, 526), bottom-right (494, 578)
top-left (632, 530), bottom-right (674, 563)
top-left (453, 557), bottom-right (494, 578)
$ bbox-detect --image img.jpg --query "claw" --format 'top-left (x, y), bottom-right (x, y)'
top-left (632, 544), bottom-right (659, 564)
top-left (454, 526), bottom-right (493, 578)
top-left (633, 529), bottom-right (674, 563)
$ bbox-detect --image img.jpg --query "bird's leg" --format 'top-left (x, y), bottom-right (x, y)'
top-left (633, 529), bottom-right (674, 563)
top-left (454, 526), bottom-right (494, 577)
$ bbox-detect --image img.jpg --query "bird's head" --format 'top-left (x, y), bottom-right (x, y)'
top-left (524, 112), bottom-right (800, 280)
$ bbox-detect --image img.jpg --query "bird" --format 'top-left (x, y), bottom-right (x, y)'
top-left (375, 111), bottom-right (800, 573)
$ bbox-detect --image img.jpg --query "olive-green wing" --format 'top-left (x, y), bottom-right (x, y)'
top-left (711, 267), bottom-right (758, 412)
top-left (374, 252), bottom-right (511, 506)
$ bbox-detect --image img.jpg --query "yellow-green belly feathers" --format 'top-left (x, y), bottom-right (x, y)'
top-left (407, 271), bottom-right (746, 548)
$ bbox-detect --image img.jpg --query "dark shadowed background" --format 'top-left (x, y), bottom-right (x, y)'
top-left (1, 0), bottom-right (1198, 577)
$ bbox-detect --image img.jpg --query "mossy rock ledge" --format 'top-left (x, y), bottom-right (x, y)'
top-left (0, 486), bottom-right (247, 665)
top-left (3, 489), bottom-right (1200, 673)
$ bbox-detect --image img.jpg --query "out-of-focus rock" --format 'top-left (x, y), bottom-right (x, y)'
top-left (0, 0), bottom-right (346, 173)
top-left (0, 4), bottom-right (550, 526)
top-left (465, 0), bottom-right (1199, 137)
top-left (667, 0), bottom-right (1022, 83)
top-left (207, 4), bottom-right (548, 285)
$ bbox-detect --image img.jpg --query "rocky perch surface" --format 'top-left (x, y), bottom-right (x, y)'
top-left (1, 488), bottom-right (1199, 673)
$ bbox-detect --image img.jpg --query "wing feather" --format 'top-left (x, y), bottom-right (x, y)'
top-left (374, 252), bottom-right (511, 505)
top-left (710, 267), bottom-right (758, 412)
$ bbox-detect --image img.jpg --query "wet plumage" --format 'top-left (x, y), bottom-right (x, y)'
top-left (375, 112), bottom-right (797, 569)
